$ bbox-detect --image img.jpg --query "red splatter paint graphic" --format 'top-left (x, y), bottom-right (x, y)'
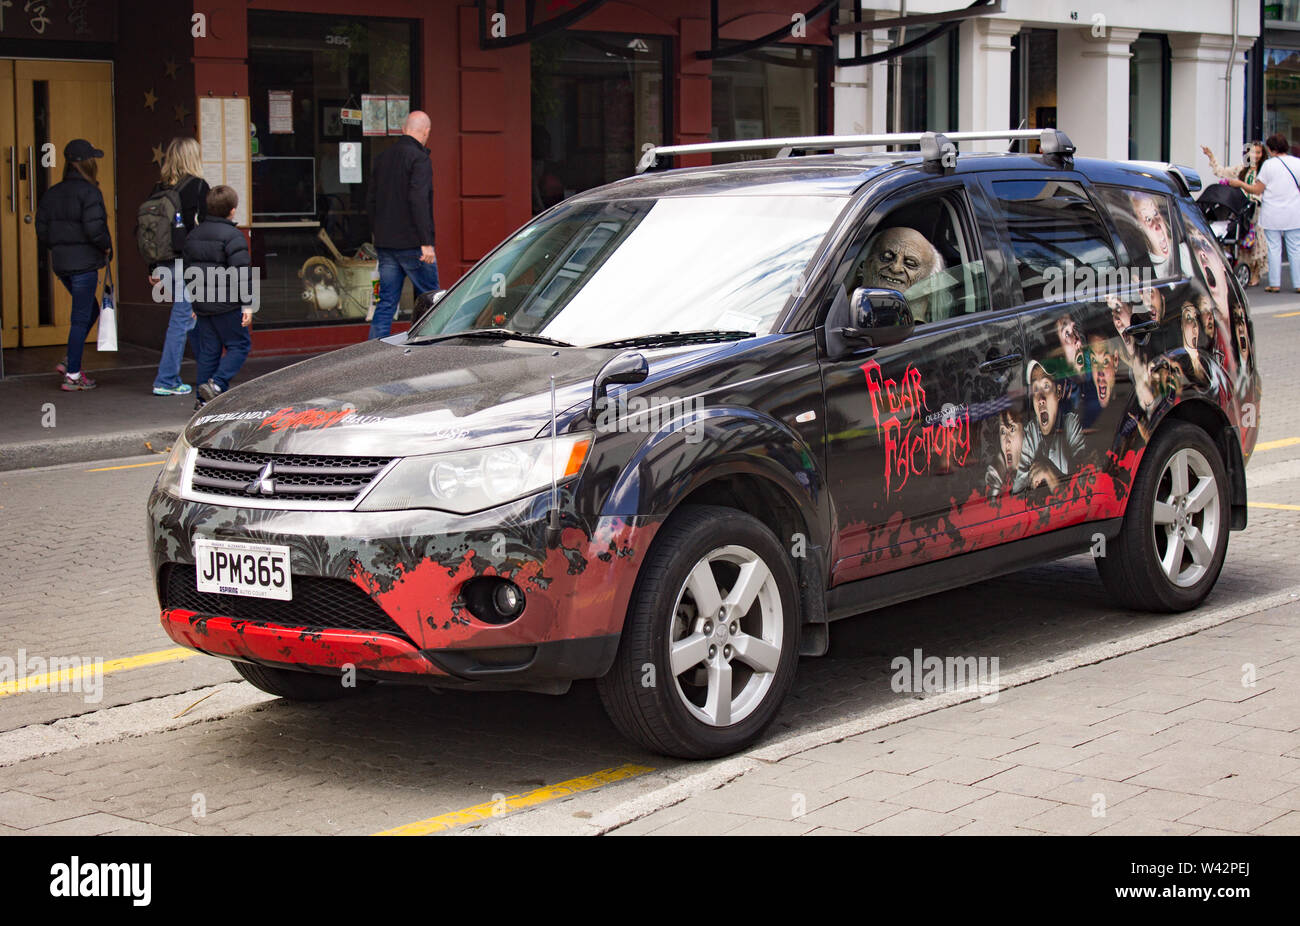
top-left (260, 406), bottom-right (356, 432)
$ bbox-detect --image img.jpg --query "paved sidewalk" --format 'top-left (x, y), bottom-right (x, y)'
top-left (611, 599), bottom-right (1300, 836)
top-left (0, 344), bottom-right (322, 471)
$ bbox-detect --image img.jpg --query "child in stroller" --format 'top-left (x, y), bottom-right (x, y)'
top-left (1196, 182), bottom-right (1256, 290)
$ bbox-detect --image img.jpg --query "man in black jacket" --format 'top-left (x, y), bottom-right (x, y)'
top-left (365, 110), bottom-right (439, 339)
top-left (182, 185), bottom-right (256, 406)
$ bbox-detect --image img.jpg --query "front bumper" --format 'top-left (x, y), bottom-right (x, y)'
top-left (148, 486), bottom-right (658, 685)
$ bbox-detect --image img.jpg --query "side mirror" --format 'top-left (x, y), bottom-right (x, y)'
top-left (414, 289), bottom-right (447, 313)
top-left (839, 287), bottom-right (915, 348)
top-left (589, 351), bottom-right (649, 420)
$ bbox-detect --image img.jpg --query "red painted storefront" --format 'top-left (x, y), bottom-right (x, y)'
top-left (108, 0), bottom-right (833, 355)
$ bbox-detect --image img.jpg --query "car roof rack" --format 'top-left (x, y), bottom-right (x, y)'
top-left (1121, 161), bottom-right (1203, 196)
top-left (634, 128), bottom-right (1075, 173)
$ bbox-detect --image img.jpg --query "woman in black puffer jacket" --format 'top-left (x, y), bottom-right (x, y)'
top-left (34, 139), bottom-right (112, 391)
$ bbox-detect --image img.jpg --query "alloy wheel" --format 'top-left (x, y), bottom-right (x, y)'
top-left (1150, 447), bottom-right (1221, 588)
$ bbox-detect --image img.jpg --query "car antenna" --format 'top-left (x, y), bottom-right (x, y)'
top-left (547, 372), bottom-right (562, 546)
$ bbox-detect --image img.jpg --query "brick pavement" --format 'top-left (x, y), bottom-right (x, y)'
top-left (610, 598), bottom-right (1300, 835)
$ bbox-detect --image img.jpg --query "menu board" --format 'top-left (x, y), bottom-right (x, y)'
top-left (197, 96), bottom-right (253, 228)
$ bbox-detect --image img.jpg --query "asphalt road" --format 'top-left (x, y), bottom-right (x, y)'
top-left (1, 294), bottom-right (1298, 835)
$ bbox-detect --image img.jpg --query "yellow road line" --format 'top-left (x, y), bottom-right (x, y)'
top-left (1254, 437), bottom-right (1300, 453)
top-left (373, 763), bottom-right (655, 835)
top-left (0, 647), bottom-right (195, 698)
top-left (1250, 502), bottom-right (1300, 511)
top-left (86, 460), bottom-right (166, 472)
top-left (1276, 310), bottom-right (1300, 318)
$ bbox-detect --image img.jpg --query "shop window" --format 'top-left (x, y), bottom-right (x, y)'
top-left (887, 30), bottom-right (957, 133)
top-left (1010, 29), bottom-right (1057, 152)
top-left (531, 32), bottom-right (668, 213)
top-left (1265, 45), bottom-right (1300, 146)
top-left (1128, 34), bottom-right (1170, 162)
top-left (248, 11), bottom-right (418, 326)
top-left (710, 45), bottom-right (825, 162)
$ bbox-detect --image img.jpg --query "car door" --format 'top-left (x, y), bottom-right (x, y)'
top-left (977, 172), bottom-right (1173, 527)
top-left (817, 179), bottom-right (1028, 586)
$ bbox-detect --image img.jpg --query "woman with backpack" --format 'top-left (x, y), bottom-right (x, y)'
top-left (34, 139), bottom-right (112, 391)
top-left (146, 137), bottom-right (210, 396)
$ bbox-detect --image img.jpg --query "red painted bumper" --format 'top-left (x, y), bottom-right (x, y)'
top-left (160, 608), bottom-right (447, 676)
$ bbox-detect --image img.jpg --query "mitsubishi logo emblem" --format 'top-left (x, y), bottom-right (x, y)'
top-left (245, 460), bottom-right (275, 496)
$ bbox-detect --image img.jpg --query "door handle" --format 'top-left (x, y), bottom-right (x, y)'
top-left (6, 147), bottom-right (14, 214)
top-left (1124, 319), bottom-right (1160, 341)
top-left (979, 352), bottom-right (1022, 374)
top-left (25, 145), bottom-right (34, 212)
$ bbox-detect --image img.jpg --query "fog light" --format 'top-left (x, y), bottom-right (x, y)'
top-left (462, 577), bottom-right (526, 625)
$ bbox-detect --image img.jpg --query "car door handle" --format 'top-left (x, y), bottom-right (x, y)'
top-left (1124, 319), bottom-right (1160, 338)
top-left (6, 147), bottom-right (14, 214)
top-left (979, 352), bottom-right (1022, 374)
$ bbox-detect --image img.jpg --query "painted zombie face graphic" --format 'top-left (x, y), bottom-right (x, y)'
top-left (1197, 294), bottom-right (1215, 341)
top-left (1181, 302), bottom-right (1203, 352)
top-left (1055, 315), bottom-right (1085, 375)
top-left (1088, 335), bottom-right (1118, 408)
top-left (1190, 230), bottom-right (1231, 323)
top-left (1234, 310), bottom-right (1252, 368)
top-left (1140, 286), bottom-right (1164, 323)
top-left (862, 227), bottom-right (941, 292)
top-left (1109, 296), bottom-right (1133, 337)
top-left (1029, 366), bottom-right (1059, 436)
top-left (998, 413), bottom-right (1024, 475)
top-left (1132, 193), bottom-right (1171, 263)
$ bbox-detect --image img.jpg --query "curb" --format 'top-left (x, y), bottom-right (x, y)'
top-left (471, 583), bottom-right (1300, 836)
top-left (0, 428), bottom-right (181, 472)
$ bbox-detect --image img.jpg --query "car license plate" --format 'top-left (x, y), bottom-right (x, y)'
top-left (194, 537), bottom-right (292, 601)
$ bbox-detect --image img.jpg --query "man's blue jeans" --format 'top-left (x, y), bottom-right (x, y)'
top-left (370, 247), bottom-right (439, 339)
top-left (195, 310), bottom-right (251, 392)
top-left (58, 270), bottom-right (100, 375)
top-left (1263, 227), bottom-right (1300, 289)
top-left (153, 292), bottom-right (196, 390)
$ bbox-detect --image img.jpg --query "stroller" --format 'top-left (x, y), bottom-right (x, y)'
top-left (1196, 183), bottom-right (1255, 288)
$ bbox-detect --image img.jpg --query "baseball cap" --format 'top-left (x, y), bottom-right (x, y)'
top-left (63, 139), bottom-right (104, 161)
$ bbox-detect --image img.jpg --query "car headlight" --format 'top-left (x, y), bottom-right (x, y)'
top-left (155, 432), bottom-right (191, 496)
top-left (357, 433), bottom-right (593, 514)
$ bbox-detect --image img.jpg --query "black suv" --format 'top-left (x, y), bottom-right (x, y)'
top-left (148, 129), bottom-right (1261, 758)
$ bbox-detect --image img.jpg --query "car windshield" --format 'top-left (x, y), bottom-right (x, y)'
top-left (409, 193), bottom-right (846, 347)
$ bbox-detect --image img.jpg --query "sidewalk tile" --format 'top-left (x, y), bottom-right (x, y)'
top-left (858, 807), bottom-right (972, 835)
top-left (1177, 799), bottom-right (1287, 833)
top-left (922, 755), bottom-right (1015, 785)
top-left (1061, 752), bottom-right (1160, 782)
top-left (728, 818), bottom-right (819, 836)
top-left (894, 780), bottom-right (994, 813)
top-left (978, 765), bottom-right (1078, 798)
top-left (1253, 812), bottom-right (1300, 835)
top-left (1020, 803), bottom-right (1113, 835)
top-left (1041, 775), bottom-right (1145, 808)
top-left (1000, 742), bottom-right (1099, 770)
top-left (796, 797), bottom-right (904, 831)
top-left (1093, 817), bottom-right (1198, 836)
top-left (1108, 789), bottom-right (1212, 822)
top-left (690, 781), bottom-right (837, 820)
top-left (1091, 710), bottom-right (1182, 735)
top-left (947, 819), bottom-right (1042, 835)
top-left (644, 810), bottom-right (749, 836)
top-left (960, 791), bottom-right (1061, 824)
top-left (805, 827), bottom-right (864, 836)
top-left (1193, 774), bottom-right (1295, 804)
top-left (0, 790), bottom-right (94, 829)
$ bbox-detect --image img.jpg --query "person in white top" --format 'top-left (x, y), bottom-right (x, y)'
top-left (1230, 134), bottom-right (1300, 292)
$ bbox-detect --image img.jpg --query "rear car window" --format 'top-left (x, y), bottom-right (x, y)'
top-left (1093, 185), bottom-right (1182, 282)
top-left (992, 179), bottom-right (1120, 303)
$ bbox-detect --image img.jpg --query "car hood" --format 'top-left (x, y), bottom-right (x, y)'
top-left (183, 337), bottom-right (705, 457)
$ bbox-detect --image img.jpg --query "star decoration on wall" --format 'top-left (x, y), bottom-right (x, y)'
top-left (174, 102), bottom-right (191, 125)
top-left (143, 89), bottom-right (157, 110)
top-left (164, 58), bottom-right (178, 80)
top-left (151, 144), bottom-right (165, 166)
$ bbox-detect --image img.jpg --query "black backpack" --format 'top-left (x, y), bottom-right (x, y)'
top-left (136, 177), bottom-right (195, 264)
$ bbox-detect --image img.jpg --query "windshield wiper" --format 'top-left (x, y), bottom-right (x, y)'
top-left (406, 328), bottom-right (574, 348)
top-left (590, 330), bottom-right (755, 350)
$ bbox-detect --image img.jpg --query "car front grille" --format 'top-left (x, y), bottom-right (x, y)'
top-left (160, 563), bottom-right (411, 639)
top-left (188, 447), bottom-right (393, 504)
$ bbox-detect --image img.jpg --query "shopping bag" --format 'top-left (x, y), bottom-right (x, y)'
top-left (97, 264), bottom-right (118, 352)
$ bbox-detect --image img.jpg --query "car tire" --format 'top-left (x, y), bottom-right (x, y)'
top-left (1096, 421), bottom-right (1230, 612)
top-left (597, 504), bottom-right (800, 759)
top-left (233, 660), bottom-right (371, 701)
top-left (1233, 261), bottom-right (1251, 290)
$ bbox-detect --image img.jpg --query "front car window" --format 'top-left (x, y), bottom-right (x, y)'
top-left (411, 194), bottom-right (846, 346)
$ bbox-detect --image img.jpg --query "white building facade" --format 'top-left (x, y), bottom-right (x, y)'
top-left (832, 1), bottom-right (1259, 172)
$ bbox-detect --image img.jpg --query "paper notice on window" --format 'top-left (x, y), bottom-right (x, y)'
top-left (386, 95), bottom-right (410, 135)
top-left (268, 90), bottom-right (293, 135)
top-left (339, 142), bottom-right (361, 184)
top-left (362, 95), bottom-right (387, 136)
top-left (223, 98), bottom-right (247, 162)
top-left (224, 161), bottom-right (249, 228)
top-left (199, 99), bottom-right (223, 162)
top-left (201, 161), bottom-right (224, 188)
